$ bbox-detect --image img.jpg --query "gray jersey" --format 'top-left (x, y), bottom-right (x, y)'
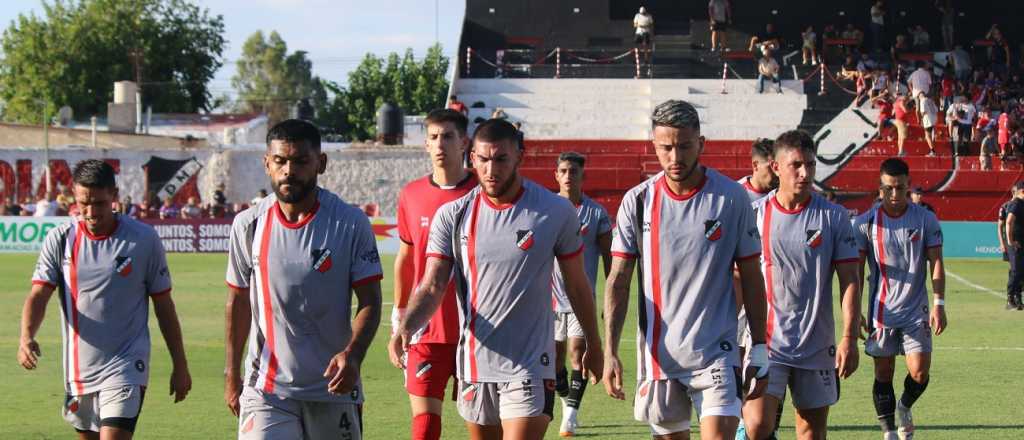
top-left (427, 179), bottom-right (583, 383)
top-left (552, 195), bottom-right (612, 313)
top-left (32, 216), bottom-right (172, 396)
top-left (738, 175), bottom-right (772, 203)
top-left (612, 169), bottom-right (761, 380)
top-left (753, 192), bottom-right (860, 370)
top-left (226, 189), bottom-right (383, 403)
top-left (854, 204), bottom-right (942, 331)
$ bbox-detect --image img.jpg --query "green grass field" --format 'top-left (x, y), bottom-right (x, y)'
top-left (1, 254), bottom-right (1021, 439)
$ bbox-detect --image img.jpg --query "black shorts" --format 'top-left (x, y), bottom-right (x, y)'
top-left (711, 20), bottom-right (728, 31)
top-left (634, 33), bottom-right (651, 46)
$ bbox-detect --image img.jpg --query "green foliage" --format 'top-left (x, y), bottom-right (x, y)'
top-left (0, 0), bottom-right (225, 123)
top-left (230, 30), bottom-right (327, 127)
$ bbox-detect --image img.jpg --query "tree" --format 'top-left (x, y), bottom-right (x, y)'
top-left (0, 0), bottom-right (225, 123)
top-left (340, 43), bottom-right (450, 140)
top-left (231, 30), bottom-right (327, 126)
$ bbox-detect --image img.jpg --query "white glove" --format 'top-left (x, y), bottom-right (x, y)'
top-left (390, 306), bottom-right (406, 336)
top-left (746, 343), bottom-right (770, 394)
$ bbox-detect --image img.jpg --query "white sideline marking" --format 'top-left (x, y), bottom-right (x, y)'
top-left (936, 346), bottom-right (1024, 352)
top-left (946, 270), bottom-right (1004, 300)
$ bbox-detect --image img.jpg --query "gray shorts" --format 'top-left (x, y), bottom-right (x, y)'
top-left (63, 385), bottom-right (146, 433)
top-left (765, 364), bottom-right (839, 410)
top-left (457, 379), bottom-right (555, 426)
top-left (865, 322), bottom-right (933, 358)
top-left (238, 387), bottom-right (362, 440)
top-left (554, 311), bottom-right (584, 342)
top-left (634, 367), bottom-right (742, 436)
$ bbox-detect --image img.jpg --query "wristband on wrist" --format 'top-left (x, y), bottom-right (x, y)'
top-left (934, 298), bottom-right (945, 306)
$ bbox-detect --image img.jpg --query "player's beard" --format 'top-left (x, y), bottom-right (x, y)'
top-left (484, 172), bottom-right (519, 199)
top-left (272, 176), bottom-right (317, 203)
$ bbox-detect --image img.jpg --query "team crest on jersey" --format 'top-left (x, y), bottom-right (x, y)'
top-left (704, 219), bottom-right (723, 241)
top-left (908, 228), bottom-right (921, 242)
top-left (312, 249), bottom-right (333, 273)
top-left (114, 256), bottom-right (133, 276)
top-left (806, 229), bottom-right (823, 248)
top-left (516, 230), bottom-right (535, 250)
top-left (420, 216), bottom-right (430, 228)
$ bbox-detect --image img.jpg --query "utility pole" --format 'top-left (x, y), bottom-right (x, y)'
top-left (129, 47), bottom-right (144, 133)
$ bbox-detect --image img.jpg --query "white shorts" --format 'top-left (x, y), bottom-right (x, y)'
top-left (634, 367), bottom-right (742, 436)
top-left (456, 379), bottom-right (555, 426)
top-left (238, 387), bottom-right (362, 440)
top-left (765, 364), bottom-right (839, 410)
top-left (63, 385), bottom-right (146, 433)
top-left (554, 311), bottom-right (584, 342)
top-left (866, 322), bottom-right (933, 358)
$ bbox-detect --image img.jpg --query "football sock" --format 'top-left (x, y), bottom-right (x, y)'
top-left (555, 367), bottom-right (569, 398)
top-left (773, 400), bottom-right (784, 432)
top-left (567, 369), bottom-right (587, 409)
top-left (873, 379), bottom-right (897, 432)
top-left (411, 413), bottom-right (441, 440)
top-left (900, 374), bottom-right (929, 408)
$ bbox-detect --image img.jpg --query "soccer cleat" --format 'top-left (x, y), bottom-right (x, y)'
top-left (896, 402), bottom-right (914, 440)
top-left (735, 422), bottom-right (746, 440)
top-left (559, 405), bottom-right (578, 437)
top-left (883, 431), bottom-right (899, 440)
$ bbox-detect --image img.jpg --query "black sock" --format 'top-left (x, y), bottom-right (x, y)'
top-left (900, 374), bottom-right (929, 408)
top-left (873, 380), bottom-right (897, 432)
top-left (555, 367), bottom-right (569, 398)
top-left (567, 369), bottom-right (587, 409)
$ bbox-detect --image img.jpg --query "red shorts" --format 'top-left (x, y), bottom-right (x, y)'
top-left (405, 343), bottom-right (457, 400)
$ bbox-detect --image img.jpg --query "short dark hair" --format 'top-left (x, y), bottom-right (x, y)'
top-left (751, 138), bottom-right (774, 160)
top-left (880, 157), bottom-right (910, 177)
top-left (72, 159), bottom-right (116, 189)
top-left (557, 151), bottom-right (586, 168)
top-left (267, 119), bottom-right (321, 151)
top-left (473, 118), bottom-right (523, 150)
top-left (773, 130), bottom-right (816, 158)
top-left (424, 109), bottom-right (468, 135)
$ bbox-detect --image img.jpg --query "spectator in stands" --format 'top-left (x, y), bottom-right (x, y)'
top-left (840, 54), bottom-right (859, 80)
top-left (870, 68), bottom-right (889, 99)
top-left (910, 187), bottom-right (935, 213)
top-left (4, 195), bottom-right (22, 216)
top-left (802, 26), bottom-right (818, 66)
top-left (869, 1), bottom-right (887, 51)
top-left (180, 196), bottom-right (202, 219)
top-left (1011, 128), bottom-right (1024, 160)
top-left (950, 45), bottom-right (972, 81)
top-left (891, 34), bottom-right (911, 65)
top-left (910, 25), bottom-right (931, 52)
top-left (34, 192), bottom-right (58, 217)
top-left (633, 7), bottom-right (654, 48)
top-left (708, 0), bottom-right (732, 52)
top-left (159, 198), bottom-right (179, 220)
top-left (941, 72), bottom-right (956, 111)
top-left (20, 196), bottom-right (36, 216)
top-left (250, 189), bottom-right (267, 206)
top-left (981, 128), bottom-right (999, 170)
top-left (989, 30), bottom-right (1011, 77)
top-left (921, 95), bottom-right (940, 156)
top-left (56, 186), bottom-right (74, 212)
top-left (120, 195), bottom-right (138, 217)
top-left (975, 107), bottom-right (994, 142)
top-left (491, 107), bottom-right (508, 120)
top-left (909, 62), bottom-right (932, 103)
top-left (820, 24), bottom-right (839, 61)
top-left (947, 96), bottom-right (975, 156)
top-left (757, 51), bottom-right (782, 94)
top-left (447, 95), bottom-right (468, 116)
top-left (936, 0), bottom-right (955, 51)
top-left (854, 70), bottom-right (871, 107)
top-left (893, 94), bottom-right (914, 156)
top-left (748, 23), bottom-right (781, 55)
top-left (857, 51), bottom-right (878, 74)
top-left (841, 23), bottom-right (864, 54)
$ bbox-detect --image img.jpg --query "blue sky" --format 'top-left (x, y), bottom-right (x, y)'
top-left (0, 0), bottom-right (465, 99)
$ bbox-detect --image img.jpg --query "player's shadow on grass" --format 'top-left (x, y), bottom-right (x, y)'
top-left (828, 424), bottom-right (1024, 431)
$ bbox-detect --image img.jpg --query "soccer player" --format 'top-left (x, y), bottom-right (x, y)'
top-left (392, 119), bottom-right (603, 440)
top-left (603, 100), bottom-right (770, 440)
top-left (743, 130), bottom-right (861, 440)
top-left (550, 151), bottom-right (613, 437)
top-left (19, 159), bottom-right (191, 439)
top-left (387, 109), bottom-right (477, 440)
top-left (855, 158), bottom-right (947, 440)
top-left (224, 120), bottom-right (383, 440)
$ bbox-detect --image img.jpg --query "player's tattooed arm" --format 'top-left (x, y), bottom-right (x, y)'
top-left (224, 285), bottom-right (251, 416)
top-left (602, 256), bottom-right (635, 400)
top-left (396, 257), bottom-right (454, 351)
top-left (18, 283), bottom-right (55, 370)
top-left (926, 246), bottom-right (947, 335)
top-left (835, 261), bottom-right (861, 379)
